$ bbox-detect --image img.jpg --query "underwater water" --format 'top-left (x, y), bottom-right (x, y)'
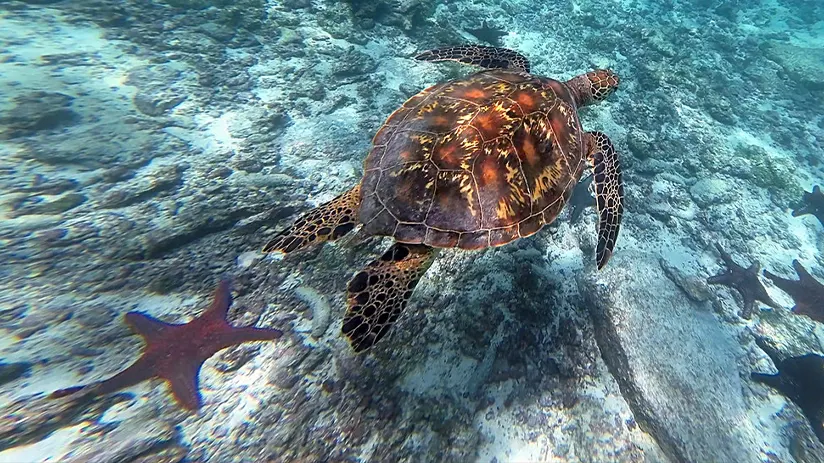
top-left (1, 0), bottom-right (824, 461)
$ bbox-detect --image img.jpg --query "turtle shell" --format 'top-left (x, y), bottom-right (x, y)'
top-left (359, 70), bottom-right (586, 249)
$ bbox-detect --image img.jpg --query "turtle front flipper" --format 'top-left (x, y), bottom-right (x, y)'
top-left (586, 132), bottom-right (624, 270)
top-left (415, 45), bottom-right (530, 73)
top-left (263, 184), bottom-right (361, 254)
top-left (343, 243), bottom-right (437, 352)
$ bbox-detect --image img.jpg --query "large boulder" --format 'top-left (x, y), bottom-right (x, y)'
top-left (580, 252), bottom-right (762, 462)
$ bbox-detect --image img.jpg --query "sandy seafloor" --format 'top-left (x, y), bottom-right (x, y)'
top-left (1, 0), bottom-right (824, 462)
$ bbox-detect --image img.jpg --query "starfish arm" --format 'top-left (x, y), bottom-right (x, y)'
top-left (217, 326), bottom-right (283, 347)
top-left (714, 243), bottom-right (736, 269)
top-left (204, 279), bottom-right (233, 320)
top-left (740, 294), bottom-right (756, 319)
top-left (763, 268), bottom-right (797, 295)
top-left (763, 295), bottom-right (782, 310)
top-left (165, 358), bottom-right (204, 410)
top-left (793, 186), bottom-right (824, 226)
top-left (751, 372), bottom-right (784, 391)
top-left (706, 272), bottom-right (730, 285)
top-left (765, 262), bottom-right (824, 322)
top-left (794, 304), bottom-right (824, 323)
top-left (93, 357), bottom-right (156, 396)
top-left (792, 260), bottom-right (815, 283)
top-left (754, 336), bottom-right (783, 364)
top-left (791, 205), bottom-right (812, 217)
top-left (125, 312), bottom-right (173, 341)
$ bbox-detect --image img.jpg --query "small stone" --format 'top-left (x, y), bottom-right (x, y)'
top-left (13, 193), bottom-right (86, 217)
top-left (294, 286), bottom-right (331, 339)
top-left (332, 48), bottom-right (377, 79)
top-left (101, 166), bottom-right (136, 183)
top-left (282, 0), bottom-right (312, 8)
top-left (14, 309), bottom-right (73, 338)
top-left (100, 164), bottom-right (185, 209)
top-left (33, 228), bottom-right (69, 245)
top-left (234, 157), bottom-right (263, 173)
top-left (133, 91), bottom-right (188, 117)
top-left (0, 91), bottom-right (81, 139)
top-left (147, 274), bottom-right (180, 295)
top-left (198, 22), bottom-right (235, 43)
top-left (0, 304), bottom-right (27, 325)
top-left (236, 251), bottom-right (261, 269)
top-left (659, 258), bottom-right (714, 303)
top-left (18, 177), bottom-right (78, 195)
top-left (270, 369), bottom-right (300, 390)
top-left (73, 305), bottom-right (117, 329)
top-left (689, 176), bottom-right (736, 208)
top-left (206, 166), bottom-right (233, 179)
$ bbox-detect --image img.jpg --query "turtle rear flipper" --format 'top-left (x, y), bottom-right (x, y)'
top-left (342, 243), bottom-right (436, 352)
top-left (415, 45), bottom-right (530, 73)
top-left (263, 184), bottom-right (361, 254)
top-left (586, 131), bottom-right (624, 269)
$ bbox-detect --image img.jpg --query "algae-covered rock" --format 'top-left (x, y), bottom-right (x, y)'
top-left (10, 193), bottom-right (87, 217)
top-left (689, 176), bottom-right (737, 208)
top-left (763, 42), bottom-right (824, 91)
top-left (737, 144), bottom-right (802, 203)
top-left (0, 92), bottom-right (81, 139)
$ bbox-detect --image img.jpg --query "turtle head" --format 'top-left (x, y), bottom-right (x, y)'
top-left (567, 69), bottom-right (620, 107)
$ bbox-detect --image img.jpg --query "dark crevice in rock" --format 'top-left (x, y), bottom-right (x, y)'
top-left (0, 92), bottom-right (81, 140)
top-left (126, 204), bottom-right (295, 260)
top-left (0, 362), bottom-right (32, 387)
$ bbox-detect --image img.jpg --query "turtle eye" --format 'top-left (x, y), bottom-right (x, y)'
top-left (588, 70), bottom-right (619, 101)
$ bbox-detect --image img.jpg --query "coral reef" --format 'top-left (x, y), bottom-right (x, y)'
top-left (2, 0), bottom-right (824, 460)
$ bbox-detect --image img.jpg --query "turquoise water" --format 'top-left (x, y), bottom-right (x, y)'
top-left (1, 0), bottom-right (823, 461)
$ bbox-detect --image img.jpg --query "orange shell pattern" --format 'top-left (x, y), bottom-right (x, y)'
top-left (359, 70), bottom-right (585, 249)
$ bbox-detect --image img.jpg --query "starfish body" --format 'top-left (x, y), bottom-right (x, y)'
top-left (763, 260), bottom-right (824, 324)
top-left (706, 244), bottom-right (780, 319)
top-left (752, 337), bottom-right (824, 444)
top-left (53, 281), bottom-right (282, 410)
top-left (792, 185), bottom-right (824, 227)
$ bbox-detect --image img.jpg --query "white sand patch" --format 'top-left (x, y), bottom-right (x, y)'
top-left (400, 350), bottom-right (478, 397)
top-left (0, 423), bottom-right (85, 463)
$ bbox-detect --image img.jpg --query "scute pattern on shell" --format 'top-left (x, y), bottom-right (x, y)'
top-left (360, 70), bottom-right (585, 249)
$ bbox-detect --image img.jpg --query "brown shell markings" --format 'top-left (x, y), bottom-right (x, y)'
top-left (359, 70), bottom-right (584, 249)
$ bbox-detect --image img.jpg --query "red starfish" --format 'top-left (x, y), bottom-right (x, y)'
top-left (764, 260), bottom-right (824, 324)
top-left (52, 280), bottom-right (282, 410)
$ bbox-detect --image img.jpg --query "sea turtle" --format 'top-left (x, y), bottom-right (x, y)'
top-left (263, 45), bottom-right (625, 352)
